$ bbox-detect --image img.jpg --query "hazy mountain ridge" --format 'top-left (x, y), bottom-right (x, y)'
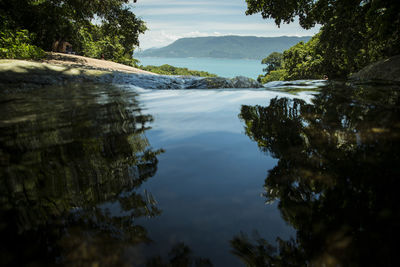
top-left (137, 36), bottom-right (312, 60)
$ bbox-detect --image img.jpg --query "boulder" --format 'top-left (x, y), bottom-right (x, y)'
top-left (350, 55), bottom-right (400, 83)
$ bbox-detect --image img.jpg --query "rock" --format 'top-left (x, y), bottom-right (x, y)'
top-left (231, 76), bottom-right (263, 88)
top-left (0, 60), bottom-right (263, 89)
top-left (349, 55), bottom-right (400, 83)
top-left (185, 76), bottom-right (263, 89)
top-left (92, 73), bottom-right (263, 89)
top-left (203, 77), bottom-right (233, 88)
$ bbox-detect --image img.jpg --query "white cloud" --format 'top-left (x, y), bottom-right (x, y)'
top-left (132, 0), bottom-right (243, 7)
top-left (133, 0), bottom-right (320, 49)
top-left (137, 30), bottom-right (226, 50)
top-left (137, 7), bottom-right (239, 16)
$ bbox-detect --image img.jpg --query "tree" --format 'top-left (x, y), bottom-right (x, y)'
top-left (0, 0), bottom-right (146, 63)
top-left (246, 0), bottom-right (400, 78)
top-left (261, 52), bottom-right (283, 74)
top-left (281, 34), bottom-right (324, 80)
top-left (258, 52), bottom-right (284, 83)
top-left (258, 35), bottom-right (325, 82)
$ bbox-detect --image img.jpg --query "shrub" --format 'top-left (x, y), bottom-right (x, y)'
top-left (260, 69), bottom-right (286, 83)
top-left (140, 64), bottom-right (217, 77)
top-left (0, 29), bottom-right (45, 59)
top-left (78, 27), bottom-right (140, 67)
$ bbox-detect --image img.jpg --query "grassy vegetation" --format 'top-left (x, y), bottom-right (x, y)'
top-left (140, 64), bottom-right (217, 77)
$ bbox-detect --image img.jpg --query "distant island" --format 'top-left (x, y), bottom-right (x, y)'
top-left (136, 36), bottom-right (311, 60)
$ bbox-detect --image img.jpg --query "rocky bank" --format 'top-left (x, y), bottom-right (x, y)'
top-left (0, 55), bottom-right (263, 89)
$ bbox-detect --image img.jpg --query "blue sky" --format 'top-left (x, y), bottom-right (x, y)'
top-left (131, 0), bottom-right (320, 49)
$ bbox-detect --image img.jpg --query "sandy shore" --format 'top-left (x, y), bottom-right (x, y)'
top-left (0, 53), bottom-right (160, 87)
top-left (41, 52), bottom-right (157, 75)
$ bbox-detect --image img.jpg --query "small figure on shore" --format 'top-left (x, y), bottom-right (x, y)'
top-left (101, 54), bottom-right (105, 60)
top-left (323, 75), bottom-right (329, 80)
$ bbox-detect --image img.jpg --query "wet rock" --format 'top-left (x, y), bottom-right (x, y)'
top-left (231, 76), bottom-right (262, 88)
top-left (111, 73), bottom-right (263, 89)
top-left (184, 76), bottom-right (262, 89)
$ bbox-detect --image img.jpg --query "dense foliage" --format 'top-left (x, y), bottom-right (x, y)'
top-left (258, 51), bottom-right (284, 82)
top-left (261, 52), bottom-right (282, 73)
top-left (248, 0), bottom-right (400, 80)
top-left (0, 0), bottom-right (146, 64)
top-left (258, 69), bottom-right (285, 83)
top-left (77, 26), bottom-right (140, 66)
top-left (0, 29), bottom-right (45, 59)
top-left (259, 35), bottom-right (325, 83)
top-left (140, 64), bottom-right (218, 77)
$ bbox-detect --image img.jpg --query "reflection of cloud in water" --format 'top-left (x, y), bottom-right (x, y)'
top-left (135, 88), bottom-right (315, 140)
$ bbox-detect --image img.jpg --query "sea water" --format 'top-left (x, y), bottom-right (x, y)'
top-left (136, 57), bottom-right (264, 79)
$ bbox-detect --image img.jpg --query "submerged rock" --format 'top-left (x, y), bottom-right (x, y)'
top-left (349, 55), bottom-right (400, 83)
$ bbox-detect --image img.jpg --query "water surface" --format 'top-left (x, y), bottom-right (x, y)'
top-left (0, 81), bottom-right (399, 266)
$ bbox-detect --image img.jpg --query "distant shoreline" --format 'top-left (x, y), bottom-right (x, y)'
top-left (137, 56), bottom-right (262, 61)
top-left (136, 35), bottom-right (312, 60)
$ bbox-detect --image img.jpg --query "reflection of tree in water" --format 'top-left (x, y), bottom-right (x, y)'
top-left (0, 84), bottom-right (163, 266)
top-left (235, 85), bottom-right (400, 266)
top-left (147, 242), bottom-right (213, 267)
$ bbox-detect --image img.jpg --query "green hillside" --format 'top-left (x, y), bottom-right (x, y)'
top-left (137, 35), bottom-right (311, 60)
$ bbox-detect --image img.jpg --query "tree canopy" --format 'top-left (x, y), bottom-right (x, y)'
top-left (247, 0), bottom-right (400, 79)
top-left (261, 52), bottom-right (283, 74)
top-left (258, 35), bottom-right (324, 83)
top-left (0, 0), bottom-right (146, 64)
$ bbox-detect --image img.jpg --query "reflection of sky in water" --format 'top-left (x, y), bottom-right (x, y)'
top-left (136, 88), bottom-right (315, 141)
top-left (2, 81), bottom-right (396, 266)
top-left (127, 88), bottom-right (315, 266)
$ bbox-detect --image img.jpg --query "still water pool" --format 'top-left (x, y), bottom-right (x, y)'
top-left (0, 82), bottom-right (399, 266)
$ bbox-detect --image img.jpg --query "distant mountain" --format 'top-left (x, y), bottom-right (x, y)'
top-left (136, 35), bottom-right (312, 60)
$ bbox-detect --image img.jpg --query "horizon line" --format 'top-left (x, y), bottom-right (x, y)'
top-left (137, 34), bottom-right (313, 51)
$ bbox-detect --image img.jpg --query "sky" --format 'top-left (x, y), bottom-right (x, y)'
top-left (131, 0), bottom-right (320, 50)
